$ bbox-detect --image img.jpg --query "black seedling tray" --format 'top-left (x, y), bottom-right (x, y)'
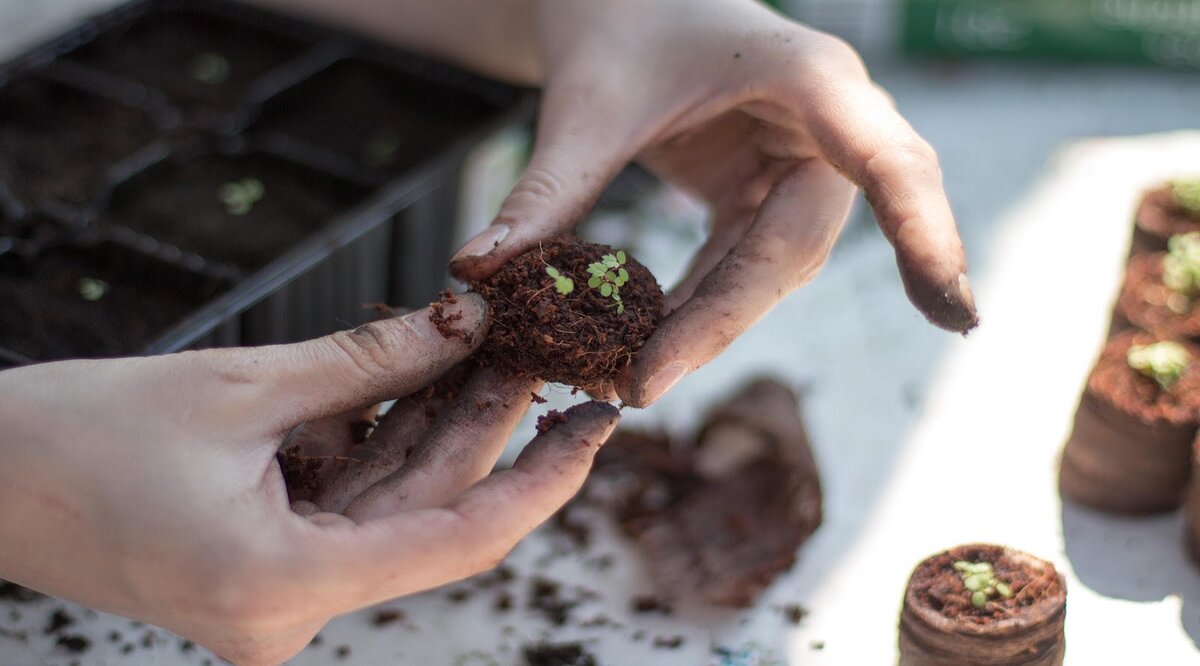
top-left (0, 0), bottom-right (534, 364)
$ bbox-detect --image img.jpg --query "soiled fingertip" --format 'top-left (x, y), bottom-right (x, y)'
top-left (901, 266), bottom-right (979, 334)
top-left (537, 401), bottom-right (621, 443)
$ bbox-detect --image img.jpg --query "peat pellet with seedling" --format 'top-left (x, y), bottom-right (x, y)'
top-left (1059, 334), bottom-right (1200, 513)
top-left (899, 544), bottom-right (1066, 666)
top-left (1130, 179), bottom-right (1200, 257)
top-left (1112, 232), bottom-right (1200, 339)
top-left (471, 235), bottom-right (663, 390)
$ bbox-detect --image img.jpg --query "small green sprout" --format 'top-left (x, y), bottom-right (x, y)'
top-left (190, 52), bottom-right (230, 85)
top-left (1173, 179), bottom-right (1200, 215)
top-left (1127, 341), bottom-right (1190, 391)
top-left (218, 178), bottom-right (265, 216)
top-left (586, 250), bottom-right (629, 314)
top-left (78, 277), bottom-right (109, 302)
top-left (545, 265), bottom-right (575, 296)
top-left (1163, 232), bottom-right (1200, 313)
top-left (363, 129), bottom-right (402, 168)
top-left (953, 560), bottom-right (1014, 609)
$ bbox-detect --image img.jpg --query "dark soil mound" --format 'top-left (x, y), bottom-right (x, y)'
top-left (471, 235), bottom-right (662, 390)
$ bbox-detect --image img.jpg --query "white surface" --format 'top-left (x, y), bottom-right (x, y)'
top-left (5, 1), bottom-right (1200, 664)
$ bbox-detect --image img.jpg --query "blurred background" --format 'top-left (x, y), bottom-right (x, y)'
top-left (2, 1), bottom-right (1200, 664)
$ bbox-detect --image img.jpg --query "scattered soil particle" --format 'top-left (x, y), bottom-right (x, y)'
top-left (471, 235), bottom-right (662, 391)
top-left (430, 290), bottom-right (475, 343)
top-left (43, 608), bottom-right (75, 634)
top-left (309, 634), bottom-right (324, 647)
top-left (631, 596), bottom-right (673, 615)
top-left (121, 643), bottom-right (134, 654)
top-left (335, 645), bottom-right (352, 659)
top-left (528, 578), bottom-right (577, 626)
top-left (494, 592), bottom-right (514, 613)
top-left (55, 635), bottom-right (91, 654)
top-left (530, 391), bottom-right (548, 404)
top-left (180, 640), bottom-right (195, 653)
top-left (536, 410), bottom-right (569, 434)
top-left (653, 635), bottom-right (685, 649)
top-left (370, 609), bottom-right (405, 627)
top-left (551, 509), bottom-right (591, 549)
top-left (521, 642), bottom-right (597, 666)
top-left (108, 631), bottom-right (122, 643)
top-left (0, 581), bottom-right (42, 603)
top-left (779, 604), bottom-right (808, 625)
top-left (447, 588), bottom-right (472, 603)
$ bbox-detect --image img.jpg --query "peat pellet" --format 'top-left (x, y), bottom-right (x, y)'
top-left (899, 544), bottom-right (1066, 666)
top-left (1130, 184), bottom-right (1200, 258)
top-left (1059, 333), bottom-right (1200, 514)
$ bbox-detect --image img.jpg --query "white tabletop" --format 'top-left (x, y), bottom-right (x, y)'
top-left (4, 2), bottom-right (1200, 664)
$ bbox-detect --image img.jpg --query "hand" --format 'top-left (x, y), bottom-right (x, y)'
top-left (450, 0), bottom-right (977, 406)
top-left (0, 293), bottom-right (620, 666)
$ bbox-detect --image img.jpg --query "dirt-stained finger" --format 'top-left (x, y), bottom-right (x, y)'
top-left (344, 369), bottom-right (542, 520)
top-left (619, 161), bottom-right (854, 407)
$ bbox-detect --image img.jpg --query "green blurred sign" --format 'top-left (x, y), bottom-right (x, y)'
top-left (903, 0), bottom-right (1200, 69)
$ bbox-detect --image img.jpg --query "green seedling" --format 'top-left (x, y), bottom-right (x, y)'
top-left (1163, 232), bottom-right (1200, 313)
top-left (953, 560), bottom-right (1013, 609)
top-left (218, 178), bottom-right (265, 216)
top-left (1174, 179), bottom-right (1200, 215)
top-left (190, 52), bottom-right (230, 85)
top-left (78, 277), bottom-right (109, 302)
top-left (1127, 340), bottom-right (1189, 391)
top-left (586, 250), bottom-right (629, 314)
top-left (363, 129), bottom-right (402, 168)
top-left (544, 265), bottom-right (575, 296)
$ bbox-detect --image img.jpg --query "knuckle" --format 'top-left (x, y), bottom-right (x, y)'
top-left (800, 32), bottom-right (868, 80)
top-left (504, 167), bottom-right (567, 211)
top-left (862, 139), bottom-right (942, 192)
top-left (326, 319), bottom-right (420, 380)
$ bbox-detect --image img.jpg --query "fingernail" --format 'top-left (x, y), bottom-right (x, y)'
top-left (641, 362), bottom-right (688, 405)
top-left (956, 273), bottom-right (980, 334)
top-left (452, 224), bottom-right (510, 262)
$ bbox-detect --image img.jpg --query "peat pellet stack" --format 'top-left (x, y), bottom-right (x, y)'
top-left (1061, 180), bottom-right (1200, 515)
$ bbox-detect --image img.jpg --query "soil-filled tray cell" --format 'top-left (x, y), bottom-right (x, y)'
top-left (104, 152), bottom-right (368, 270)
top-left (0, 76), bottom-right (159, 207)
top-left (254, 57), bottom-right (499, 174)
top-left (69, 9), bottom-right (308, 117)
top-left (0, 243), bottom-right (229, 360)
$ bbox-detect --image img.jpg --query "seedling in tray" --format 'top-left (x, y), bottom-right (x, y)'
top-left (217, 177), bottom-right (265, 216)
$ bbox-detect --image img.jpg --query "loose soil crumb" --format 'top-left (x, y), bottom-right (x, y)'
top-left (0, 581), bottom-right (42, 603)
top-left (530, 391), bottom-right (548, 404)
top-left (779, 604), bottom-right (808, 625)
top-left (471, 235), bottom-right (662, 390)
top-left (370, 609), bottom-right (405, 627)
top-left (908, 545), bottom-right (1062, 622)
top-left (536, 410), bottom-right (569, 434)
top-left (528, 578), bottom-right (577, 626)
top-left (55, 635), bottom-right (90, 654)
top-left (44, 608), bottom-right (75, 634)
top-left (430, 290), bottom-right (475, 343)
top-left (446, 588), bottom-right (472, 604)
top-left (653, 635), bottom-right (685, 649)
top-left (521, 642), bottom-right (597, 666)
top-left (335, 645), bottom-right (352, 659)
top-left (631, 596), bottom-right (673, 615)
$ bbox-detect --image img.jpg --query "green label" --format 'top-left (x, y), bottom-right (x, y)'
top-left (903, 0), bottom-right (1200, 69)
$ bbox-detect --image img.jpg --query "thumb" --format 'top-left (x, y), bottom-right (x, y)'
top-left (449, 82), bottom-right (636, 281)
top-left (243, 293), bottom-right (488, 433)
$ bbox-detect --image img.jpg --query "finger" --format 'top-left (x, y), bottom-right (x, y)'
top-left (665, 212), bottom-right (752, 312)
top-left (248, 293), bottom-right (488, 434)
top-left (448, 79), bottom-right (636, 281)
top-left (809, 82), bottom-right (977, 332)
top-left (316, 401), bottom-right (620, 609)
top-left (344, 369), bottom-right (542, 519)
top-left (620, 161), bottom-right (854, 407)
